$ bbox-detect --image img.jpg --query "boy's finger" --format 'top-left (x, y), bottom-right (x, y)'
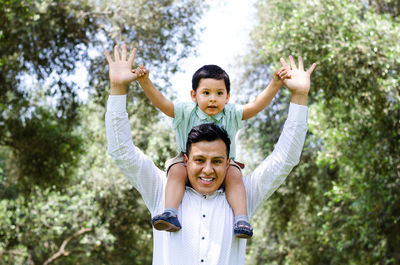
top-left (128, 48), bottom-right (137, 66)
top-left (105, 50), bottom-right (112, 64)
top-left (307, 62), bottom-right (317, 75)
top-left (114, 45), bottom-right (120, 61)
top-left (289, 55), bottom-right (297, 70)
top-left (121, 44), bottom-right (127, 61)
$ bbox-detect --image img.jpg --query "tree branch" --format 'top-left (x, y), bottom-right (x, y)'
top-left (43, 227), bottom-right (92, 265)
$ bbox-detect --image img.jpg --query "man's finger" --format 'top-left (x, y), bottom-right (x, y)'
top-left (128, 47), bottom-right (137, 66)
top-left (114, 45), bottom-right (120, 61)
top-left (289, 55), bottom-right (297, 70)
top-left (280, 58), bottom-right (289, 69)
top-left (298, 56), bottom-right (304, 70)
top-left (121, 44), bottom-right (127, 61)
top-left (307, 62), bottom-right (317, 75)
top-left (105, 50), bottom-right (112, 64)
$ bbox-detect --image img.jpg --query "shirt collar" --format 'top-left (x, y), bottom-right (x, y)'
top-left (195, 104), bottom-right (224, 122)
top-left (185, 186), bottom-right (224, 199)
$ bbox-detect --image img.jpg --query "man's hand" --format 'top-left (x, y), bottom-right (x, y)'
top-left (105, 44), bottom-right (138, 95)
top-left (280, 56), bottom-right (316, 105)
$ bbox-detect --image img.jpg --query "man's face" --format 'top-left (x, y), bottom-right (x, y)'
top-left (190, 78), bottom-right (230, 116)
top-left (185, 139), bottom-right (230, 195)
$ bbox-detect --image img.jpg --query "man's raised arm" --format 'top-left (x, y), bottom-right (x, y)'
top-left (244, 56), bottom-right (316, 215)
top-left (105, 44), bottom-right (165, 214)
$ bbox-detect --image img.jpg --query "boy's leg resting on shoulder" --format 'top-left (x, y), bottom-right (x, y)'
top-left (225, 165), bottom-right (254, 238)
top-left (165, 163), bottom-right (187, 209)
top-left (152, 162), bottom-right (187, 232)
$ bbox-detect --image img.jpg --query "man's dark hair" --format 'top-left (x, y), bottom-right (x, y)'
top-left (191, 65), bottom-right (230, 93)
top-left (186, 123), bottom-right (231, 158)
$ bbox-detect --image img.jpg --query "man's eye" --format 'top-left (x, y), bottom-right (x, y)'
top-left (195, 159), bottom-right (204, 163)
top-left (213, 160), bottom-right (222, 164)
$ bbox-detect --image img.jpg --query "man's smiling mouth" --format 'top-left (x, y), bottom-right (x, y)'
top-left (200, 177), bottom-right (214, 183)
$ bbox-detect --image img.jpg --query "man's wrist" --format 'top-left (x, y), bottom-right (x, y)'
top-left (290, 93), bottom-right (308, 105)
top-left (110, 83), bottom-right (128, 95)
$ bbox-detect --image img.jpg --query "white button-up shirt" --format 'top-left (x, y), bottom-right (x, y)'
top-left (106, 95), bottom-right (308, 265)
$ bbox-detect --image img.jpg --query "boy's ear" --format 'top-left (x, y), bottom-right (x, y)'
top-left (190, 90), bottom-right (197, 103)
top-left (225, 92), bottom-right (230, 103)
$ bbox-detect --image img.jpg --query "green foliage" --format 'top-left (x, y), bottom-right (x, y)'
top-left (240, 0), bottom-right (400, 264)
top-left (0, 0), bottom-right (204, 263)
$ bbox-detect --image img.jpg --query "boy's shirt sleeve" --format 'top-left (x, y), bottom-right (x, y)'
top-left (172, 102), bottom-right (195, 129)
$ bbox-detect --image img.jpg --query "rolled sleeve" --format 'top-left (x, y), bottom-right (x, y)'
top-left (244, 103), bottom-right (308, 216)
top-left (106, 95), bottom-right (165, 214)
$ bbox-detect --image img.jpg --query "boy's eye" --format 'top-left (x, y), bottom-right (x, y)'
top-left (203, 91), bottom-right (209, 95)
top-left (217, 92), bottom-right (224, 95)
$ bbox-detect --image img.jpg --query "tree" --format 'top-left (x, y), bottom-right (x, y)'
top-left (0, 0), bottom-right (205, 263)
top-left (239, 0), bottom-right (400, 264)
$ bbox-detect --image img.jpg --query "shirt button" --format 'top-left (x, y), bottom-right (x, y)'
top-left (202, 214), bottom-right (206, 218)
top-left (201, 259), bottom-right (204, 262)
top-left (202, 236), bottom-right (205, 240)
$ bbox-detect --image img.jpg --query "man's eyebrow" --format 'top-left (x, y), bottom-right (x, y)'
top-left (192, 155), bottom-right (205, 159)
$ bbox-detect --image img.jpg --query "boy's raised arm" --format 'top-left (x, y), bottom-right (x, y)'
top-left (134, 66), bottom-right (174, 118)
top-left (242, 60), bottom-right (290, 120)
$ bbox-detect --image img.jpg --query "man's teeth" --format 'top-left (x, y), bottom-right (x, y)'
top-left (200, 177), bottom-right (213, 182)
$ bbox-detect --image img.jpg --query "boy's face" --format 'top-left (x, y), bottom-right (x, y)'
top-left (191, 78), bottom-right (230, 116)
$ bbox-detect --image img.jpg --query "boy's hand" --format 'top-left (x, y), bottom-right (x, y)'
top-left (132, 65), bottom-right (150, 81)
top-left (105, 44), bottom-right (138, 95)
top-left (273, 64), bottom-right (291, 84)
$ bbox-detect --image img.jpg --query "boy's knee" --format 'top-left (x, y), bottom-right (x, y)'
top-left (226, 165), bottom-right (243, 183)
top-left (167, 163), bottom-right (187, 181)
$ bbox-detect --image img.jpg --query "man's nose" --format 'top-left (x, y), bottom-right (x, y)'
top-left (202, 161), bottom-right (213, 175)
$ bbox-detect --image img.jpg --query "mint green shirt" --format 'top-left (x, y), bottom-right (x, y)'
top-left (173, 102), bottom-right (243, 160)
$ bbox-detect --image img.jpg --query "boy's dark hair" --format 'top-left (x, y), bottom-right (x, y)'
top-left (186, 123), bottom-right (231, 158)
top-left (192, 65), bottom-right (230, 93)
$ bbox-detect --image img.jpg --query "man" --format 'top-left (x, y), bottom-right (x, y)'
top-left (105, 44), bottom-right (315, 264)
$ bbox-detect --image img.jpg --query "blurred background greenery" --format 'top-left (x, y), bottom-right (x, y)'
top-left (0, 0), bottom-right (399, 264)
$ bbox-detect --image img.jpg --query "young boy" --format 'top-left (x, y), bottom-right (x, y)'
top-left (132, 57), bottom-right (290, 238)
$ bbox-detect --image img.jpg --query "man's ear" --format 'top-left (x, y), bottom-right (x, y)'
top-left (190, 90), bottom-right (197, 103)
top-left (184, 153), bottom-right (189, 165)
top-left (226, 158), bottom-right (231, 169)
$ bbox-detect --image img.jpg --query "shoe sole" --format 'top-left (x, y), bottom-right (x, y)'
top-left (235, 232), bottom-right (252, 239)
top-left (153, 220), bottom-right (181, 232)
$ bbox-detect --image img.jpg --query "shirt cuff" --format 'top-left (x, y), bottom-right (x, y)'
top-left (287, 102), bottom-right (308, 123)
top-left (107, 95), bottom-right (127, 113)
